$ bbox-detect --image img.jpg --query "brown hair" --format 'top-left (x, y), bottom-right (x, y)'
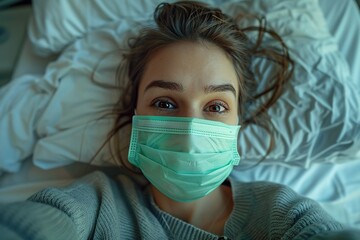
top-left (97, 1), bottom-right (293, 172)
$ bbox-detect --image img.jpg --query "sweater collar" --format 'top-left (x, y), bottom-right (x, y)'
top-left (148, 177), bottom-right (251, 239)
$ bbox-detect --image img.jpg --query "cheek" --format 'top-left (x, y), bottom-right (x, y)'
top-left (229, 98), bottom-right (240, 125)
top-left (226, 110), bottom-right (239, 125)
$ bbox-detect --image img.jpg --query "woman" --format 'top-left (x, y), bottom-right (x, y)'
top-left (0, 1), bottom-right (358, 239)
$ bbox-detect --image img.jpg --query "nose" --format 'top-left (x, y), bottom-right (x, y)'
top-left (179, 105), bottom-right (203, 119)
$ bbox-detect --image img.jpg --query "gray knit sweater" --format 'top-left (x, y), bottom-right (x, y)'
top-left (0, 171), bottom-right (358, 239)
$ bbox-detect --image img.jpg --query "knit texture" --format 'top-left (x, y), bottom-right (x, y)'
top-left (0, 171), bottom-right (357, 240)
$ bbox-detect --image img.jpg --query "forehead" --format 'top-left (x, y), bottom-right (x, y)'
top-left (139, 41), bottom-right (239, 92)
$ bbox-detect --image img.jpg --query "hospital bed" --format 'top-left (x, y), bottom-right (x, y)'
top-left (0, 0), bottom-right (359, 230)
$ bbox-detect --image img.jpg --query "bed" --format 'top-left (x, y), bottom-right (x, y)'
top-left (0, 0), bottom-right (359, 230)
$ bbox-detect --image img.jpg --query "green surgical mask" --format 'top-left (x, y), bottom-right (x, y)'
top-left (128, 115), bottom-right (241, 202)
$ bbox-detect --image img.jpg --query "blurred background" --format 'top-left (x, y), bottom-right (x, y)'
top-left (0, 0), bottom-right (32, 87)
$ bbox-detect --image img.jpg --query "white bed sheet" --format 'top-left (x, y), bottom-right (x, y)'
top-left (11, 36), bottom-right (58, 80)
top-left (318, 0), bottom-right (360, 84)
top-left (0, 0), bottom-right (359, 229)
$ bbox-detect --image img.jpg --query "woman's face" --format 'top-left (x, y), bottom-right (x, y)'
top-left (136, 41), bottom-right (239, 125)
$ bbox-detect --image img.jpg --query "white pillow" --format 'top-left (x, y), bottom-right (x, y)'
top-left (2, 0), bottom-right (359, 171)
top-left (28, 0), bottom-right (170, 56)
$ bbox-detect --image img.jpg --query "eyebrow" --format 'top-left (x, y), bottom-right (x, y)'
top-left (144, 80), bottom-right (184, 92)
top-left (205, 84), bottom-right (237, 97)
top-left (144, 80), bottom-right (236, 97)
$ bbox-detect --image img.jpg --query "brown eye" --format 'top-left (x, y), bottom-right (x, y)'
top-left (204, 101), bottom-right (229, 114)
top-left (153, 99), bottom-right (176, 109)
top-left (208, 105), bottom-right (222, 112)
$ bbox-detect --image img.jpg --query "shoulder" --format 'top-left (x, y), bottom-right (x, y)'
top-left (230, 179), bottom-right (328, 217)
top-left (231, 180), bottom-right (312, 218)
top-left (231, 179), bottom-right (300, 202)
top-left (0, 171), bottom-right (148, 239)
top-left (0, 171), bottom-right (116, 239)
top-left (229, 179), bottom-right (345, 239)
top-left (29, 171), bottom-right (118, 204)
top-left (29, 171), bottom-right (147, 214)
